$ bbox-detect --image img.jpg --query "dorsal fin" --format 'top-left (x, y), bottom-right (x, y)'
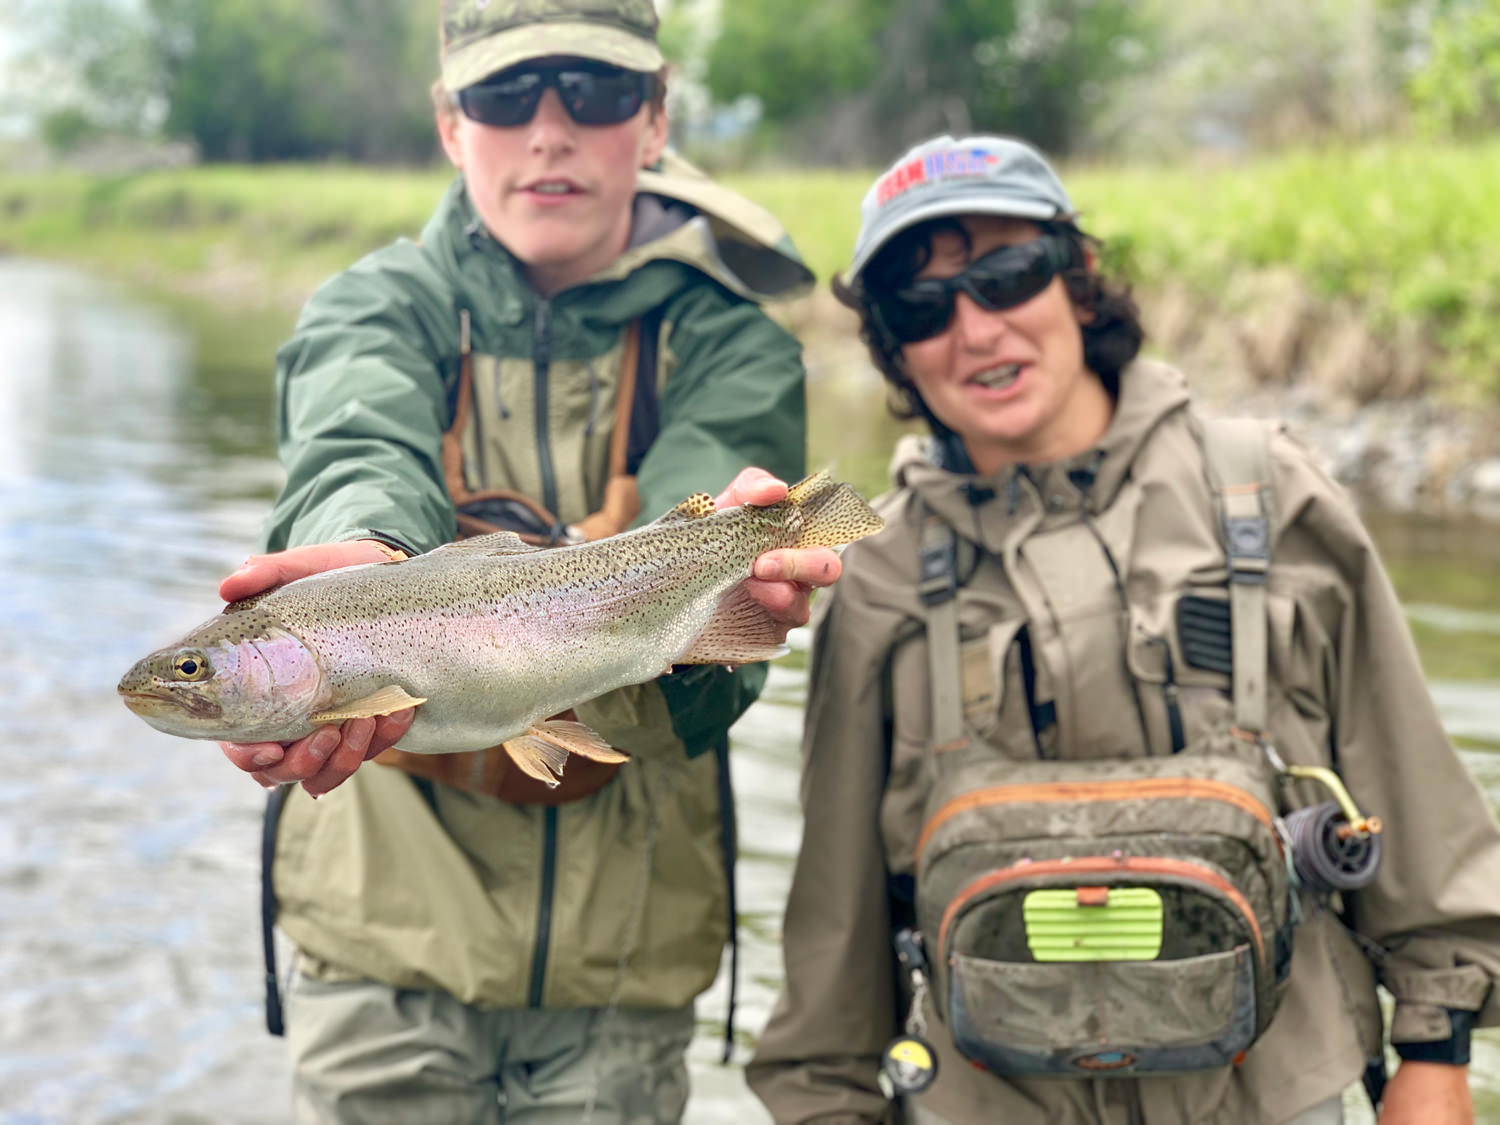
top-left (433, 531), bottom-right (544, 555)
top-left (652, 492), bottom-right (717, 525)
top-left (223, 591), bottom-right (274, 614)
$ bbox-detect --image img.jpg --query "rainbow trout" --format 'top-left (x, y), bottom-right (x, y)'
top-left (118, 473), bottom-right (882, 785)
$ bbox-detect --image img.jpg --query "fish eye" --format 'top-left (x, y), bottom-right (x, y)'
top-left (171, 652), bottom-right (210, 681)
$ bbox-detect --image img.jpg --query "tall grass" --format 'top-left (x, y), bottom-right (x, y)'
top-left (3, 140), bottom-right (1500, 390)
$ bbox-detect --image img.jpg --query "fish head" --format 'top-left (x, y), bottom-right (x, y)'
top-left (117, 610), bottom-right (328, 743)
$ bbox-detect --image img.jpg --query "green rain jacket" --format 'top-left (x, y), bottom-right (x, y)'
top-left (264, 154), bottom-right (812, 1011)
top-left (748, 361), bottom-right (1500, 1124)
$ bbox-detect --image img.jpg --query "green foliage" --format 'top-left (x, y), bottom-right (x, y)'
top-left (705, 0), bottom-right (891, 123)
top-left (4, 140), bottom-right (1500, 395)
top-left (919, 0), bottom-right (1156, 152)
top-left (700, 0), bottom-right (1155, 159)
top-left (1410, 0), bottom-right (1500, 137)
top-left (6, 0), bottom-right (441, 162)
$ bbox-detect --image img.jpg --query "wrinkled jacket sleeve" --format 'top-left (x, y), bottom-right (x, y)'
top-left (747, 586), bottom-right (900, 1124)
top-left (642, 284), bottom-right (808, 754)
top-left (262, 252), bottom-right (457, 555)
top-left (1281, 436), bottom-right (1500, 1045)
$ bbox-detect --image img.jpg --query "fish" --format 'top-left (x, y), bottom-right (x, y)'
top-left (118, 472), bottom-right (883, 786)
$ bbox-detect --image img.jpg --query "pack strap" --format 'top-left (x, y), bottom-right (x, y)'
top-left (390, 312), bottom-right (661, 803)
top-left (1200, 417), bottom-right (1274, 737)
top-left (442, 310), bottom-right (655, 546)
top-left (920, 512), bottom-right (968, 754)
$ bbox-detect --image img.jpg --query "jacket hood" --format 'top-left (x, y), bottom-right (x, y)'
top-left (420, 150), bottom-right (814, 317)
top-left (890, 358), bottom-right (1192, 541)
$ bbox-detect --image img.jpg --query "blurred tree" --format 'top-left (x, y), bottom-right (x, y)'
top-left (4, 0), bottom-right (442, 162)
top-left (695, 0), bottom-right (1157, 163)
top-left (1408, 0), bottom-right (1500, 136)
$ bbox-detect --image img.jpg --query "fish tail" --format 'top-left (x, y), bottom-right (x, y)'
top-left (785, 471), bottom-right (884, 549)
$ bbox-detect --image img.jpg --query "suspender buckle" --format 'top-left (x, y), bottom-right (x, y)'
top-left (917, 522), bottom-right (959, 606)
top-left (1224, 514), bottom-right (1269, 584)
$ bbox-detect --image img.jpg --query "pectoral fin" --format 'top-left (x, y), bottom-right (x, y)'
top-left (310, 685), bottom-right (427, 724)
top-left (500, 736), bottom-right (570, 787)
top-left (529, 720), bottom-right (630, 764)
top-left (675, 583), bottom-right (790, 665)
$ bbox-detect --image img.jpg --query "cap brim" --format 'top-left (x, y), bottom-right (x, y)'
top-left (443, 23), bottom-right (663, 92)
top-left (842, 194), bottom-right (1066, 287)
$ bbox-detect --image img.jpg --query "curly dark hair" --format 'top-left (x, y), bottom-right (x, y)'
top-left (832, 217), bottom-right (1144, 425)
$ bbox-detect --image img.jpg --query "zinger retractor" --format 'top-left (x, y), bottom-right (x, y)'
top-left (1279, 765), bottom-right (1383, 894)
top-left (881, 928), bottom-right (939, 1097)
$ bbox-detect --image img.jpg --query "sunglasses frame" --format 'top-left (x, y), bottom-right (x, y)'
top-left (454, 61), bottom-right (655, 129)
top-left (872, 233), bottom-right (1074, 345)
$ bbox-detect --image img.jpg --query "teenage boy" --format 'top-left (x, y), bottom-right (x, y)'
top-left (217, 2), bottom-right (837, 1120)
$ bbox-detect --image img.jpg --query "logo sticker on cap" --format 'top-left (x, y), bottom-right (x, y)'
top-left (875, 147), bottom-right (1001, 206)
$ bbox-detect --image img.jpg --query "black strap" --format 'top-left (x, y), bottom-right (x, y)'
top-left (625, 306), bottom-right (666, 476)
top-left (714, 736), bottom-right (739, 1063)
top-left (260, 784), bottom-right (291, 1037)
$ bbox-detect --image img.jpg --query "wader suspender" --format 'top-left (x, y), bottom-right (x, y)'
top-left (443, 309), bottom-right (659, 545)
top-left (1198, 417), bottom-right (1273, 740)
top-left (918, 512), bottom-right (968, 754)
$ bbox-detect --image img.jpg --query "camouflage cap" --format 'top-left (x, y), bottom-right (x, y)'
top-left (441, 0), bottom-right (663, 93)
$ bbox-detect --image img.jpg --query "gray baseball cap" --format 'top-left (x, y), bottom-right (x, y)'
top-left (843, 134), bottom-right (1076, 286)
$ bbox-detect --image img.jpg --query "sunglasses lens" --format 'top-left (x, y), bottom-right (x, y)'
top-left (457, 73), bottom-right (542, 127)
top-left (879, 288), bottom-right (955, 344)
top-left (967, 241), bottom-right (1060, 310)
top-left (457, 66), bottom-right (650, 128)
top-left (557, 70), bottom-right (650, 126)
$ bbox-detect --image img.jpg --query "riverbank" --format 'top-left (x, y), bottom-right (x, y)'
top-left (5, 141), bottom-right (1500, 516)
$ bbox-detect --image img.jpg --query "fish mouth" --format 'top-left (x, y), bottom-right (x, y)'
top-left (118, 685), bottom-right (222, 720)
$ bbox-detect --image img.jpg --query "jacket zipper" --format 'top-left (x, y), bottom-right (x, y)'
top-left (936, 854), bottom-right (1266, 970)
top-left (528, 805), bottom-right (559, 1007)
top-left (527, 298), bottom-right (559, 1008)
top-left (533, 299), bottom-right (559, 519)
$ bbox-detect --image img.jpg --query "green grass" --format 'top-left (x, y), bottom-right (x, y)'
top-left (5, 140), bottom-right (1500, 392)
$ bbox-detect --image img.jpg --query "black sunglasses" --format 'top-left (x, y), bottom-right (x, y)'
top-left (454, 62), bottom-right (655, 128)
top-left (872, 234), bottom-right (1073, 345)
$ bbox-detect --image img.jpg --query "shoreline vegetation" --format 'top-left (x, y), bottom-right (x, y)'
top-left (4, 140), bottom-right (1500, 517)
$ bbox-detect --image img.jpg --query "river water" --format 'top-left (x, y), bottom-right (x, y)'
top-left (2, 259), bottom-right (1498, 1123)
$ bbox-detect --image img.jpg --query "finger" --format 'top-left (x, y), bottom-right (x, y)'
top-left (219, 559), bottom-right (283, 603)
top-left (303, 717), bottom-right (376, 798)
top-left (367, 708), bottom-right (416, 757)
top-left (714, 466), bottom-right (787, 511)
top-left (753, 547), bottom-right (842, 588)
top-left (253, 726), bottom-right (342, 785)
top-left (740, 577), bottom-right (811, 630)
top-left (222, 740), bottom-right (286, 773)
top-left (220, 542), bottom-right (388, 603)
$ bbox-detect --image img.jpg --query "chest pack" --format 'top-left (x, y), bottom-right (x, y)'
top-left (906, 418), bottom-right (1377, 1079)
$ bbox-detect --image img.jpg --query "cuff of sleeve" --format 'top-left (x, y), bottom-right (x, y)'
top-left (351, 530), bottom-right (422, 558)
top-left (1394, 1008), bottom-right (1475, 1065)
top-left (1380, 963), bottom-right (1491, 1020)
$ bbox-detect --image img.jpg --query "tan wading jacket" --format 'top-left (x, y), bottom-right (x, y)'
top-left (747, 360), bottom-right (1500, 1124)
top-left (265, 154), bottom-right (812, 1011)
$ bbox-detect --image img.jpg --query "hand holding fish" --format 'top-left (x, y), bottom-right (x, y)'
top-left (217, 539), bottom-right (417, 795)
top-left (121, 470), bottom-right (883, 796)
top-left (715, 467), bottom-right (844, 631)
